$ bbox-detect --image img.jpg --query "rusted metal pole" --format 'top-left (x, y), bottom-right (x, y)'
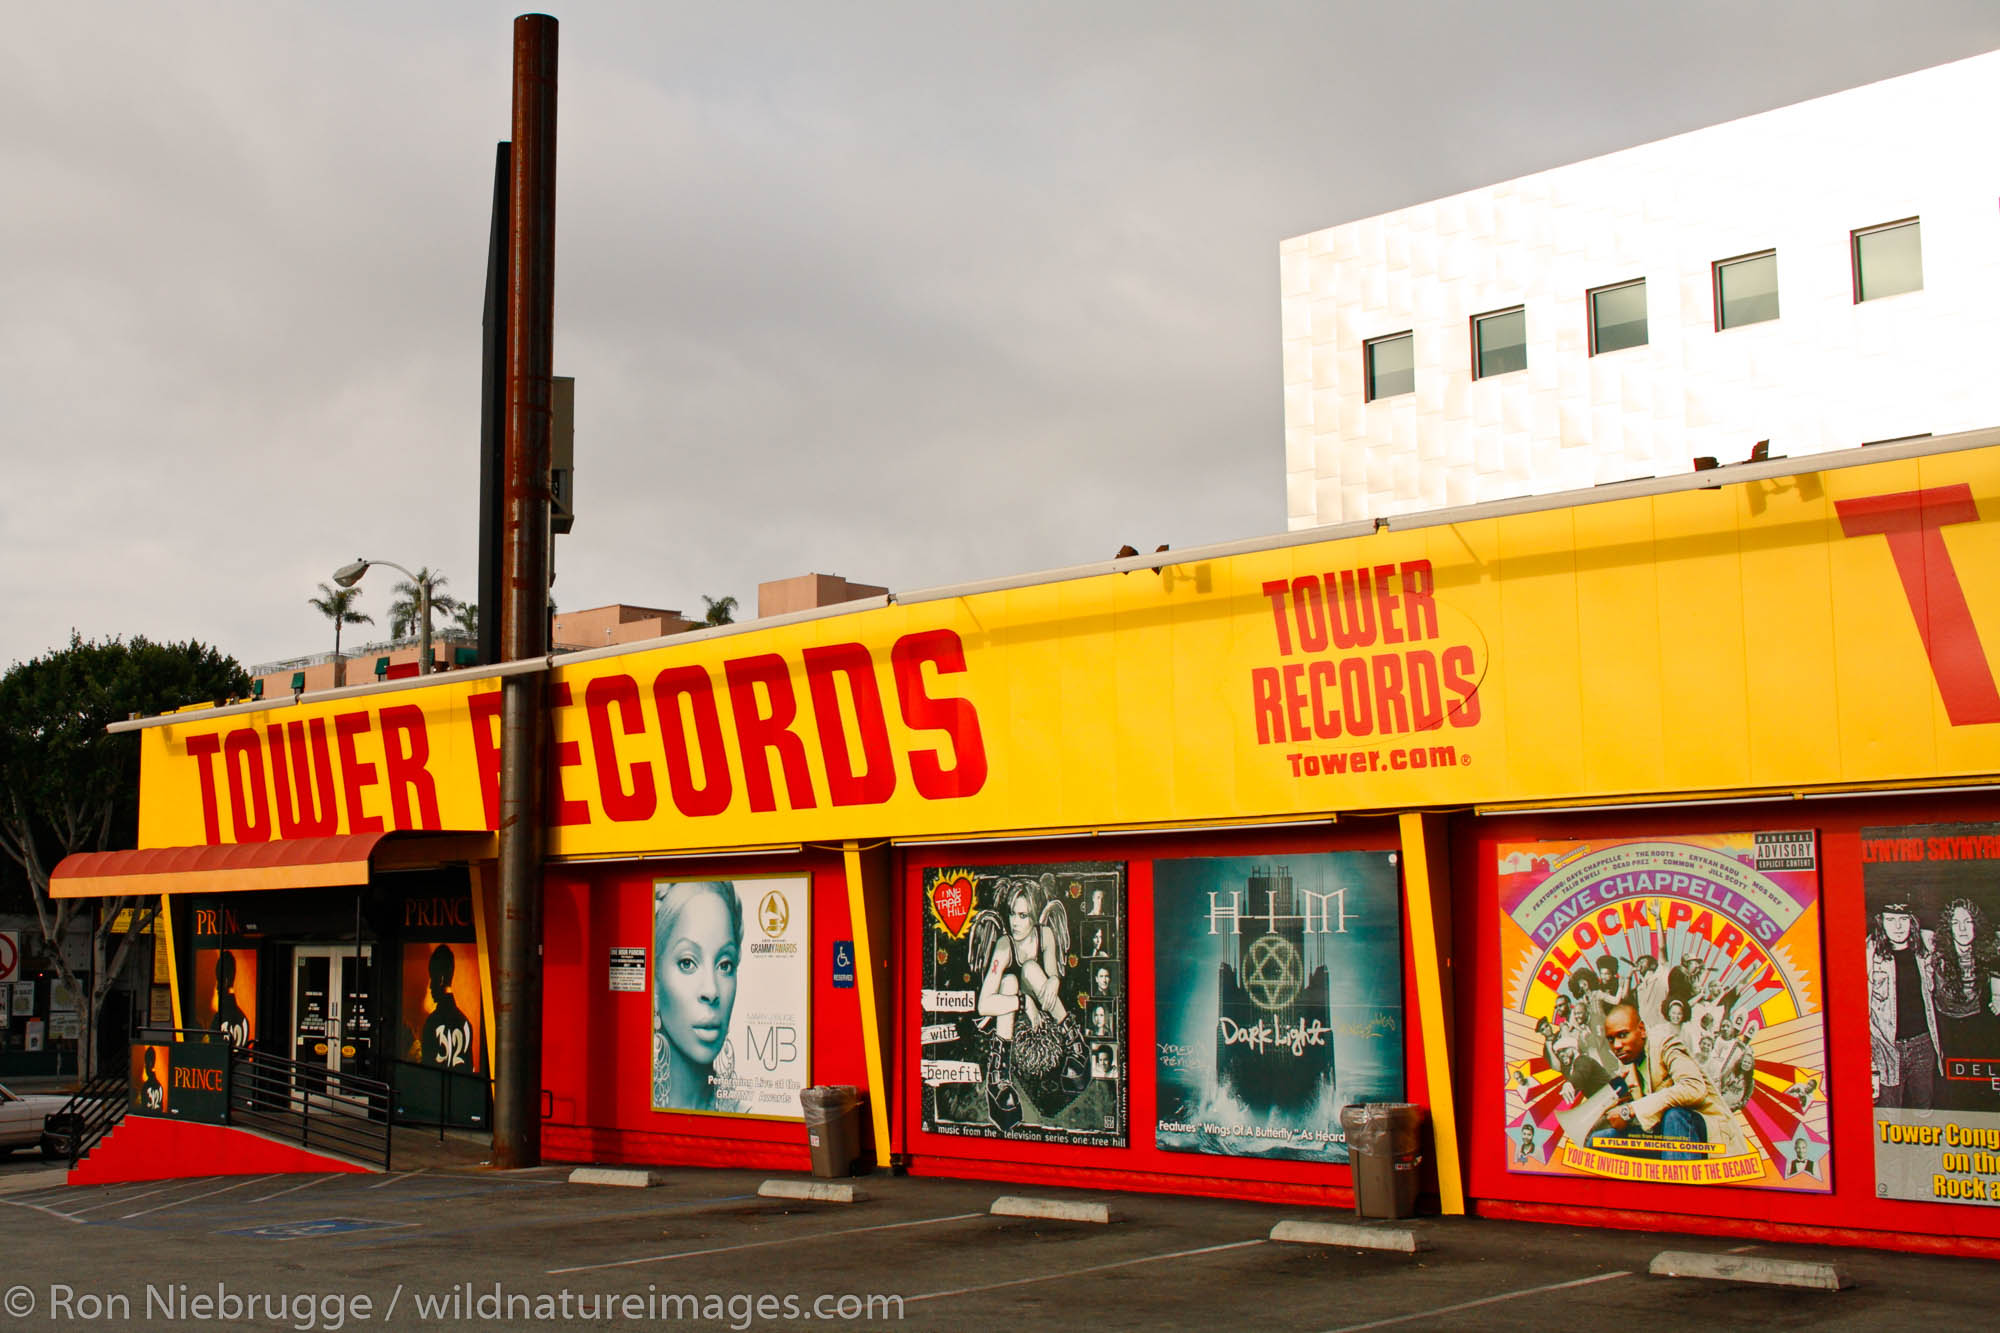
top-left (493, 10), bottom-right (557, 1171)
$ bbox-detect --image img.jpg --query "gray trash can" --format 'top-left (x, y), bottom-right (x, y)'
top-left (800, 1085), bottom-right (864, 1179)
top-left (1340, 1101), bottom-right (1426, 1219)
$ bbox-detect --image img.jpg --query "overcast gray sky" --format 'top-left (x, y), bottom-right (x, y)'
top-left (5, 1), bottom-right (1997, 672)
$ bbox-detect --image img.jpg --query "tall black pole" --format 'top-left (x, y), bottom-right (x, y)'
top-left (494, 11), bottom-right (556, 1170)
top-left (477, 142), bottom-right (511, 669)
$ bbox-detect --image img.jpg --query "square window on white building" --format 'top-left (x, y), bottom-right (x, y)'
top-left (1473, 307), bottom-right (1526, 378)
top-left (1365, 332), bottom-right (1414, 401)
top-left (1588, 280), bottom-right (1647, 354)
top-left (1715, 251), bottom-right (1779, 329)
top-left (1853, 219), bottom-right (1922, 301)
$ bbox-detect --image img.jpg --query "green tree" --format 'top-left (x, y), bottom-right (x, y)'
top-left (701, 594), bottom-right (738, 627)
top-left (387, 568), bottom-right (461, 642)
top-left (451, 602), bottom-right (479, 638)
top-left (0, 634), bottom-right (249, 1074)
top-left (309, 582), bottom-right (373, 687)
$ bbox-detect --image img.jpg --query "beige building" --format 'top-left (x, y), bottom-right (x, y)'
top-left (253, 578), bottom-right (885, 700)
top-left (756, 573), bottom-right (886, 619)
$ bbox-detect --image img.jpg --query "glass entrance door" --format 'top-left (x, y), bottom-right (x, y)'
top-left (291, 946), bottom-right (373, 1086)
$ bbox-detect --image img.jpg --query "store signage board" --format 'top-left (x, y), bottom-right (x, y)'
top-left (133, 445), bottom-right (2000, 855)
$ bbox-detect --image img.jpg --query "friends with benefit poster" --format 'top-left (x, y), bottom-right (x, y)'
top-left (1499, 833), bottom-right (1830, 1192)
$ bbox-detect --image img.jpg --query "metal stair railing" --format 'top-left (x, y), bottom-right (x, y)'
top-left (43, 1071), bottom-right (131, 1168)
top-left (388, 1058), bottom-right (490, 1138)
top-left (227, 1046), bottom-right (393, 1172)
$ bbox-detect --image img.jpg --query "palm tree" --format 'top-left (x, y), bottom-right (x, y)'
top-left (309, 583), bottom-right (373, 687)
top-left (387, 568), bottom-right (462, 642)
top-left (452, 603), bottom-right (479, 638)
top-left (701, 594), bottom-right (738, 627)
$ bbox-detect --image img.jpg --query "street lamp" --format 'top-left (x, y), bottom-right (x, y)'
top-left (333, 557), bottom-right (435, 676)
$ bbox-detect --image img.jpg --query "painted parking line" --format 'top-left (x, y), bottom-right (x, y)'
top-left (366, 1167), bottom-right (428, 1190)
top-left (337, 1193), bottom-right (760, 1249)
top-left (122, 1175), bottom-right (275, 1219)
top-left (247, 1174), bottom-right (340, 1203)
top-left (1319, 1269), bottom-right (1635, 1333)
top-left (0, 1195), bottom-right (85, 1224)
top-left (904, 1238), bottom-right (1268, 1304)
top-left (68, 1184), bottom-right (185, 1214)
top-left (548, 1211), bottom-right (987, 1276)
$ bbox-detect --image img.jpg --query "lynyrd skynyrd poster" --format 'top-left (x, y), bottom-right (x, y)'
top-left (919, 863), bottom-right (1127, 1146)
top-left (1154, 852), bottom-right (1404, 1162)
top-left (1861, 823), bottom-right (2000, 1206)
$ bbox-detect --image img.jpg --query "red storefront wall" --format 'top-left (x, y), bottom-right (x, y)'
top-left (896, 823), bottom-right (1433, 1207)
top-left (1461, 795), bottom-right (2000, 1257)
top-left (540, 850), bottom-right (869, 1171)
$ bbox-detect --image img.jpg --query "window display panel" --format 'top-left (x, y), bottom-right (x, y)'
top-left (1153, 851), bottom-right (1404, 1162)
top-left (919, 863), bottom-right (1127, 1146)
top-left (1497, 832), bottom-right (1830, 1192)
top-left (1862, 823), bottom-right (2000, 1205)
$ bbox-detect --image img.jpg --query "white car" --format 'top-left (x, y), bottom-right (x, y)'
top-left (0, 1081), bottom-right (69, 1158)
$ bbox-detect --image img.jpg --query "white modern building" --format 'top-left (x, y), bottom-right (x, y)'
top-left (1281, 48), bottom-right (2000, 528)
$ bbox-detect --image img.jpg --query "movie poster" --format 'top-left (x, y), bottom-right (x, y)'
top-left (191, 946), bottom-right (257, 1047)
top-left (1154, 852), bottom-right (1403, 1163)
top-left (398, 942), bottom-right (484, 1073)
top-left (1862, 823), bottom-right (2000, 1205)
top-left (651, 877), bottom-right (810, 1119)
top-left (1499, 833), bottom-right (1830, 1192)
top-left (920, 863), bottom-right (1127, 1146)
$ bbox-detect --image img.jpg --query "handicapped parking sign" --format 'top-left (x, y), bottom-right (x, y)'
top-left (831, 940), bottom-right (855, 989)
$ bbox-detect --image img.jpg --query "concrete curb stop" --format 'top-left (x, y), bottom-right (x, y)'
top-left (758, 1179), bottom-right (869, 1204)
top-left (990, 1195), bottom-right (1121, 1224)
top-left (566, 1167), bottom-right (670, 1188)
top-left (1269, 1219), bottom-right (1426, 1253)
top-left (1649, 1250), bottom-right (1851, 1290)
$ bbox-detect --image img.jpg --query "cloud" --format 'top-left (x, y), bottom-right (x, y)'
top-left (3, 0), bottom-right (1995, 669)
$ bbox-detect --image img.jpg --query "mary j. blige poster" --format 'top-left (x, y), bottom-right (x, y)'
top-left (650, 876), bottom-right (810, 1119)
top-left (1154, 852), bottom-right (1404, 1162)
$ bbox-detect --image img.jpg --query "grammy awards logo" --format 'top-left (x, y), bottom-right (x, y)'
top-left (758, 890), bottom-right (791, 939)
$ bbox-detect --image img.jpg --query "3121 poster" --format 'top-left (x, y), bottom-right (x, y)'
top-left (919, 863), bottom-right (1126, 1146)
top-left (1154, 852), bottom-right (1403, 1162)
top-left (1499, 833), bottom-right (1830, 1192)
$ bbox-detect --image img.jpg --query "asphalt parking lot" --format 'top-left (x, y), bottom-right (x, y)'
top-left (3, 1160), bottom-right (1998, 1332)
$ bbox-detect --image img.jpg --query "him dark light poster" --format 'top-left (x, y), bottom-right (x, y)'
top-left (1153, 852), bottom-right (1403, 1162)
top-left (920, 863), bottom-right (1127, 1146)
top-left (1862, 823), bottom-right (2000, 1206)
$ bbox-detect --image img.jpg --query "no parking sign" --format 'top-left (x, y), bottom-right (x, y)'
top-left (0, 931), bottom-right (19, 985)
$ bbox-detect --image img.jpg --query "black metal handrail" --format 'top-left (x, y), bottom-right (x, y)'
top-left (388, 1058), bottom-right (490, 1138)
top-left (43, 1071), bottom-right (130, 1168)
top-left (227, 1047), bottom-right (393, 1172)
top-left (133, 1027), bottom-right (235, 1045)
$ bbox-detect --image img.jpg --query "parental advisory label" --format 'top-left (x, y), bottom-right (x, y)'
top-left (1754, 831), bottom-right (1817, 871)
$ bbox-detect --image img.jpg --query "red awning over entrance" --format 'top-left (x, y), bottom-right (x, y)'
top-left (49, 831), bottom-right (496, 898)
